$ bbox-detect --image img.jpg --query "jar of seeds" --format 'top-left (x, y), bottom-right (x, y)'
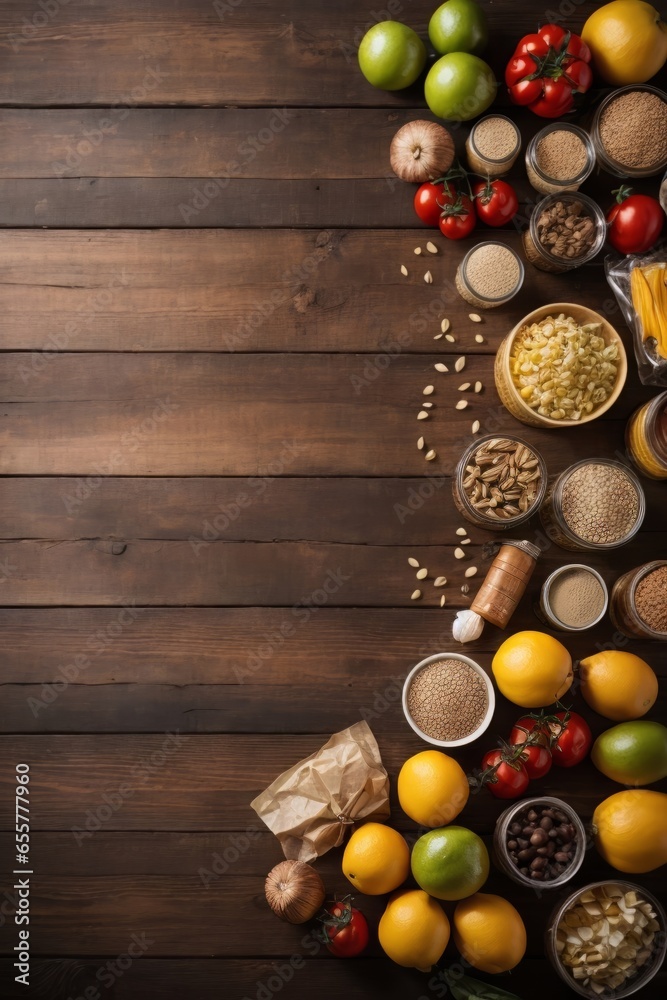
top-left (525, 124), bottom-right (595, 195)
top-left (453, 435), bottom-right (547, 530)
top-left (522, 192), bottom-right (606, 273)
top-left (539, 459), bottom-right (645, 551)
top-left (610, 560), bottom-right (667, 641)
top-left (456, 241), bottom-right (524, 308)
top-left (466, 115), bottom-right (521, 176)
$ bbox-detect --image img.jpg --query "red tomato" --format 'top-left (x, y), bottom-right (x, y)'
top-left (473, 179), bottom-right (518, 227)
top-left (481, 749), bottom-right (530, 799)
top-left (519, 744), bottom-right (552, 780)
top-left (414, 182), bottom-right (446, 228)
top-left (509, 716), bottom-right (552, 779)
top-left (564, 57), bottom-right (593, 92)
top-left (537, 23), bottom-right (566, 49)
top-left (505, 53), bottom-right (539, 87)
top-left (607, 190), bottom-right (664, 255)
top-left (529, 77), bottom-right (574, 117)
top-left (438, 186), bottom-right (476, 240)
top-left (323, 901), bottom-right (369, 958)
top-left (548, 711), bottom-right (592, 768)
top-left (508, 76), bottom-right (543, 106)
top-left (509, 716), bottom-right (550, 747)
top-left (507, 24), bottom-right (592, 117)
top-left (514, 33), bottom-right (549, 58)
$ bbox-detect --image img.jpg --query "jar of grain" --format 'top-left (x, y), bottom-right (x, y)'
top-left (453, 435), bottom-right (547, 530)
top-left (625, 391), bottom-right (667, 480)
top-left (522, 192), bottom-right (606, 274)
top-left (525, 124), bottom-right (595, 195)
top-left (539, 459), bottom-right (645, 551)
top-left (610, 561), bottom-right (667, 641)
top-left (466, 115), bottom-right (521, 177)
top-left (455, 241), bottom-right (524, 308)
top-left (539, 564), bottom-right (608, 632)
top-left (592, 84), bottom-right (667, 178)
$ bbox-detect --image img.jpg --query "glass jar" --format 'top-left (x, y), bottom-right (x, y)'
top-left (493, 796), bottom-right (586, 890)
top-left (525, 123), bottom-right (595, 195)
top-left (539, 564), bottom-right (608, 632)
top-left (592, 84), bottom-right (667, 178)
top-left (453, 434), bottom-right (547, 530)
top-left (522, 192), bottom-right (606, 274)
top-left (465, 115), bottom-right (521, 176)
top-left (610, 560), bottom-right (667, 641)
top-left (455, 241), bottom-right (524, 309)
top-left (539, 459), bottom-right (645, 551)
top-left (625, 391), bottom-right (667, 479)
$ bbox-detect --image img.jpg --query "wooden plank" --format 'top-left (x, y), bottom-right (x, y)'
top-left (0, 230), bottom-right (626, 353)
top-left (0, 0), bottom-right (606, 107)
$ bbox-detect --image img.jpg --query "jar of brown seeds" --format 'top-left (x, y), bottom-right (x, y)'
top-left (453, 435), bottom-right (547, 530)
top-left (523, 192), bottom-right (606, 273)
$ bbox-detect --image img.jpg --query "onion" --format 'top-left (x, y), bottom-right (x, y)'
top-left (390, 120), bottom-right (455, 184)
top-left (265, 860), bottom-right (326, 924)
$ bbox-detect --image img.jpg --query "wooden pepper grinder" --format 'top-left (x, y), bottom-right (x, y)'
top-left (471, 539), bottom-right (541, 628)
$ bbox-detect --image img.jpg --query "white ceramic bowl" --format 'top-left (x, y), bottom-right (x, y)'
top-left (402, 651), bottom-right (495, 748)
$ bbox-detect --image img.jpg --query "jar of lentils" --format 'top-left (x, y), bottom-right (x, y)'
top-left (625, 391), bottom-right (667, 480)
top-left (525, 123), bottom-right (595, 195)
top-left (539, 459), bottom-right (645, 551)
top-left (456, 242), bottom-right (524, 309)
top-left (610, 561), bottom-right (667, 641)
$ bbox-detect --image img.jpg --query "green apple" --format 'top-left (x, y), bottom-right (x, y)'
top-left (428, 0), bottom-right (488, 55)
top-left (425, 52), bottom-right (497, 121)
top-left (358, 20), bottom-right (427, 90)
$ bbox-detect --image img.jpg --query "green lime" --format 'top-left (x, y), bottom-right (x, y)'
top-left (358, 21), bottom-right (426, 91)
top-left (428, 0), bottom-right (488, 56)
top-left (424, 52), bottom-right (496, 121)
top-left (592, 721), bottom-right (667, 787)
top-left (411, 825), bottom-right (489, 901)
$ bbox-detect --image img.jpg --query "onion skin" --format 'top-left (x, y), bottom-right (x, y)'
top-left (265, 860), bottom-right (326, 924)
top-left (390, 120), bottom-right (455, 183)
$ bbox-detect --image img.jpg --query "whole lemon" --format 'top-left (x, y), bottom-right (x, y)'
top-left (453, 893), bottom-right (526, 973)
top-left (398, 750), bottom-right (469, 827)
top-left (593, 789), bottom-right (667, 872)
top-left (411, 826), bottom-right (489, 901)
top-left (582, 1), bottom-right (667, 85)
top-left (579, 650), bottom-right (658, 721)
top-left (342, 822), bottom-right (409, 895)
top-left (492, 631), bottom-right (573, 708)
top-left (379, 888), bottom-right (450, 971)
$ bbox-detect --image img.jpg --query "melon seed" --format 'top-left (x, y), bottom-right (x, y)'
top-left (441, 319), bottom-right (450, 333)
top-left (417, 436), bottom-right (425, 450)
top-left (434, 576), bottom-right (447, 587)
top-left (455, 357), bottom-right (466, 372)
top-left (400, 265), bottom-right (408, 276)
top-left (411, 589), bottom-right (422, 600)
top-left (425, 449), bottom-right (437, 461)
top-left (456, 400), bottom-right (469, 410)
top-left (435, 363), bottom-right (448, 372)
top-left (408, 557), bottom-right (420, 568)
top-left (418, 410), bottom-right (429, 420)
top-left (469, 313), bottom-right (482, 323)
top-left (465, 566), bottom-right (478, 578)
top-left (423, 385), bottom-right (434, 395)
top-left (416, 567), bottom-right (428, 580)
top-left (426, 242), bottom-right (438, 254)
top-left (456, 528), bottom-right (467, 536)
top-left (424, 271), bottom-right (433, 284)
top-left (454, 547), bottom-right (465, 559)
top-left (472, 420), bottom-right (480, 433)
top-left (458, 382), bottom-right (471, 391)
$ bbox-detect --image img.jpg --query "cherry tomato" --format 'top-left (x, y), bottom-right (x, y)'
top-left (519, 744), bottom-right (552, 780)
top-left (548, 711), bottom-right (592, 768)
top-left (529, 77), bottom-right (574, 117)
top-left (438, 186), bottom-right (476, 240)
top-left (473, 179), bottom-right (518, 227)
top-left (563, 34), bottom-right (591, 62)
top-left (322, 900), bottom-right (369, 958)
top-left (607, 190), bottom-right (664, 255)
top-left (481, 749), bottom-right (530, 799)
top-left (509, 716), bottom-right (552, 779)
top-left (564, 58), bottom-right (593, 93)
top-left (537, 23), bottom-right (566, 49)
top-left (514, 33), bottom-right (549, 58)
top-left (507, 24), bottom-right (592, 117)
top-left (414, 182), bottom-right (446, 228)
top-left (509, 716), bottom-right (550, 748)
top-left (508, 76), bottom-right (543, 106)
top-left (505, 53), bottom-right (540, 88)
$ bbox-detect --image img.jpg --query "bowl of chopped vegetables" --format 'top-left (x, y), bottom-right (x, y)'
top-left (495, 303), bottom-right (627, 428)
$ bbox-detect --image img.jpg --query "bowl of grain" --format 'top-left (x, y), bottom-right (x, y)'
top-left (494, 303), bottom-right (627, 429)
top-left (402, 652), bottom-right (495, 748)
top-left (592, 84), bottom-right (667, 179)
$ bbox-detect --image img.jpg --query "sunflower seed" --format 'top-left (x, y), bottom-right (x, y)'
top-left (425, 449), bottom-right (437, 461)
top-left (434, 576), bottom-right (447, 587)
top-left (416, 567), bottom-right (428, 580)
top-left (417, 436), bottom-right (425, 450)
top-left (424, 271), bottom-right (433, 284)
top-left (454, 547), bottom-right (465, 559)
top-left (475, 334), bottom-right (484, 343)
top-left (434, 333), bottom-right (444, 340)
top-left (474, 381), bottom-right (482, 393)
top-left (400, 265), bottom-right (408, 276)
top-left (435, 363), bottom-right (448, 372)
top-left (440, 595), bottom-right (446, 607)
top-left (472, 419), bottom-right (480, 433)
top-left (445, 334), bottom-right (456, 343)
top-left (408, 557), bottom-right (420, 568)
top-left (414, 247), bottom-right (422, 255)
top-left (423, 385), bottom-right (434, 395)
top-left (411, 589), bottom-right (422, 600)
top-left (441, 318), bottom-right (450, 333)
top-left (455, 356), bottom-right (466, 372)
top-left (426, 241), bottom-right (438, 254)
top-left (422, 401), bottom-right (433, 408)
top-left (461, 537), bottom-right (471, 545)
top-left (465, 566), bottom-right (478, 578)
top-left (456, 527), bottom-right (467, 536)
top-left (469, 313), bottom-right (482, 323)
top-left (455, 400), bottom-right (469, 410)
top-left (458, 382), bottom-right (471, 391)
top-left (418, 410), bottom-right (429, 420)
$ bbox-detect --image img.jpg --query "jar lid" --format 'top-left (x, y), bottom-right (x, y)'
top-left (502, 539), bottom-right (541, 561)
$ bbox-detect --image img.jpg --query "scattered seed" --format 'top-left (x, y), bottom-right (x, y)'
top-left (425, 449), bottom-right (437, 461)
top-left (469, 313), bottom-right (482, 323)
top-left (417, 436), bottom-right (425, 450)
top-left (461, 584), bottom-right (470, 595)
top-left (400, 265), bottom-right (408, 276)
top-left (455, 356), bottom-right (466, 372)
top-left (422, 401), bottom-right (433, 408)
top-left (441, 318), bottom-right (450, 334)
top-left (454, 547), bottom-right (465, 559)
top-left (440, 595), bottom-right (446, 607)
top-left (418, 410), bottom-right (429, 420)
top-left (474, 381), bottom-right (482, 393)
top-left (435, 363), bottom-right (448, 372)
top-left (424, 271), bottom-right (433, 284)
top-left (434, 333), bottom-right (444, 340)
top-left (456, 400), bottom-right (469, 410)
top-left (475, 334), bottom-right (485, 344)
top-left (456, 528), bottom-right (467, 536)
top-left (458, 382), bottom-right (471, 391)
top-left (423, 385), bottom-right (435, 395)
top-left (408, 557), bottom-right (420, 568)
top-left (434, 576), bottom-right (447, 587)
top-left (461, 537), bottom-right (471, 545)
top-left (472, 419), bottom-right (480, 434)
top-left (414, 247), bottom-right (422, 255)
top-left (445, 334), bottom-right (456, 343)
top-left (465, 566), bottom-right (478, 578)
top-left (411, 589), bottom-right (422, 600)
top-left (416, 567), bottom-right (428, 580)
top-left (426, 241), bottom-right (438, 254)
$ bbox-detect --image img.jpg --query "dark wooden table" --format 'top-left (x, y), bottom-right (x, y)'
top-left (0, 1), bottom-right (665, 997)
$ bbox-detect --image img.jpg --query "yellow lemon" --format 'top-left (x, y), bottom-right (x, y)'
top-left (342, 822), bottom-right (409, 895)
top-left (582, 1), bottom-right (667, 85)
top-left (379, 889), bottom-right (450, 971)
top-left (453, 893), bottom-right (527, 973)
top-left (492, 631), bottom-right (573, 708)
top-left (593, 789), bottom-right (667, 873)
top-left (579, 650), bottom-right (658, 721)
top-left (397, 750), bottom-right (469, 827)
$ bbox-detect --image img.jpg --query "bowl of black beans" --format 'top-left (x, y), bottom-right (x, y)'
top-left (493, 796), bottom-right (586, 888)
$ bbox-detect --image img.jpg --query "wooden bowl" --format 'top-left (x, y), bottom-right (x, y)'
top-left (494, 302), bottom-right (628, 429)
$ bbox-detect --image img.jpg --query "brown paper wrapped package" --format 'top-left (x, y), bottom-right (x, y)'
top-left (250, 721), bottom-right (390, 862)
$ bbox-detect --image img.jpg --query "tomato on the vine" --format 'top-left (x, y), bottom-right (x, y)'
top-left (481, 749), bottom-right (530, 799)
top-left (320, 900), bottom-right (369, 958)
top-left (473, 179), bottom-right (518, 227)
top-left (548, 711), bottom-right (592, 768)
top-left (607, 187), bottom-right (664, 255)
top-left (506, 23), bottom-right (592, 118)
top-left (508, 716), bottom-right (552, 779)
top-left (438, 185), bottom-right (476, 240)
top-left (414, 182), bottom-right (446, 227)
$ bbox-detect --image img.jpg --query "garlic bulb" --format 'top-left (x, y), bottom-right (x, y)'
top-left (265, 860), bottom-right (325, 924)
top-left (390, 120), bottom-right (455, 184)
top-left (452, 609), bottom-right (485, 644)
